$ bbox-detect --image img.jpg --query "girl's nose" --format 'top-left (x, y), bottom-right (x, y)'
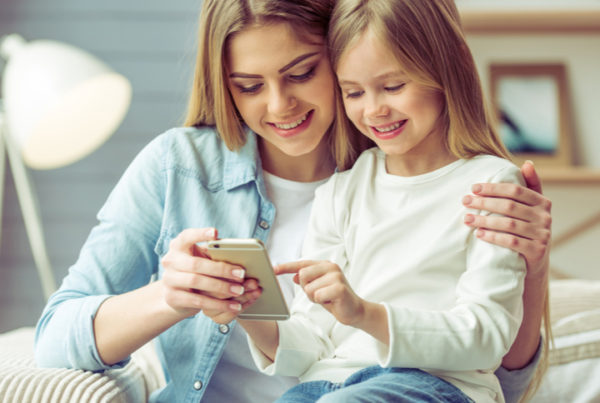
top-left (365, 95), bottom-right (389, 118)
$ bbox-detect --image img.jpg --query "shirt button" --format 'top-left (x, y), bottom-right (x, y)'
top-left (259, 220), bottom-right (270, 229)
top-left (193, 380), bottom-right (203, 390)
top-left (219, 324), bottom-right (229, 334)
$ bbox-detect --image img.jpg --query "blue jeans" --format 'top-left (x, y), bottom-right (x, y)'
top-left (275, 366), bottom-right (473, 403)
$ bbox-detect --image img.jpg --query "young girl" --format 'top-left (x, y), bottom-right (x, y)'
top-left (238, 0), bottom-right (548, 402)
top-left (34, 0), bottom-right (549, 402)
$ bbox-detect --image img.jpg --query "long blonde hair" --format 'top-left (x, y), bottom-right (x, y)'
top-left (329, 0), bottom-right (549, 399)
top-left (183, 0), bottom-right (363, 170)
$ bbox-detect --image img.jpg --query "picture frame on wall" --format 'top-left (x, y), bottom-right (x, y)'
top-left (489, 63), bottom-right (574, 167)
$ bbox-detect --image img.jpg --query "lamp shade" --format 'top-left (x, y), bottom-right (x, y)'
top-left (1, 34), bottom-right (131, 169)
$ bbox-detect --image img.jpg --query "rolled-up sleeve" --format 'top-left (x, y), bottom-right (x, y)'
top-left (34, 135), bottom-right (167, 371)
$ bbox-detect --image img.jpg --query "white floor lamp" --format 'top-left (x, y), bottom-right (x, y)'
top-left (0, 34), bottom-right (132, 300)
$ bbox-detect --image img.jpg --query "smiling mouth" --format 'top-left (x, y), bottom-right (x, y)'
top-left (272, 111), bottom-right (311, 130)
top-left (373, 120), bottom-right (405, 133)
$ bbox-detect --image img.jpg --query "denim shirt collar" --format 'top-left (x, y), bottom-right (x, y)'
top-left (222, 128), bottom-right (273, 208)
top-left (223, 127), bottom-right (260, 189)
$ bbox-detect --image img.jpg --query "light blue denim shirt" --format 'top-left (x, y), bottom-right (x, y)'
top-left (34, 126), bottom-right (276, 402)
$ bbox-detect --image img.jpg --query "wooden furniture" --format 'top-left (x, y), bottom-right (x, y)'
top-left (460, 7), bottom-right (600, 33)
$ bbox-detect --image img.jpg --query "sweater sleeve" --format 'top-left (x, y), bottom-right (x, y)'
top-left (496, 337), bottom-right (542, 403)
top-left (248, 176), bottom-right (343, 377)
top-left (376, 165), bottom-right (527, 371)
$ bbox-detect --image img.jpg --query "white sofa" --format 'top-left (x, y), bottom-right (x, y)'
top-left (0, 330), bottom-right (165, 403)
top-left (1, 279), bottom-right (599, 403)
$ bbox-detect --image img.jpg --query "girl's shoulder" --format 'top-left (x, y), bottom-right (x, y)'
top-left (322, 147), bottom-right (379, 196)
top-left (466, 154), bottom-right (523, 184)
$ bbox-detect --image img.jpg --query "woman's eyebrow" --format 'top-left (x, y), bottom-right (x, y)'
top-left (229, 72), bottom-right (261, 79)
top-left (229, 51), bottom-right (320, 78)
top-left (278, 52), bottom-right (320, 73)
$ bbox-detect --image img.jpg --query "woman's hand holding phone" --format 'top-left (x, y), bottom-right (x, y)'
top-left (159, 228), bottom-right (261, 321)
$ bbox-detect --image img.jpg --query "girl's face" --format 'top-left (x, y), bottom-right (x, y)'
top-left (226, 23), bottom-right (336, 179)
top-left (336, 29), bottom-right (453, 176)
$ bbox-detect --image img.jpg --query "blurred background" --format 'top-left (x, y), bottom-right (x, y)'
top-left (1, 0), bottom-right (599, 333)
top-left (0, 0), bottom-right (199, 332)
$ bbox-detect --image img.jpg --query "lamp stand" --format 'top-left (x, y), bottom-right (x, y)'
top-left (0, 106), bottom-right (57, 300)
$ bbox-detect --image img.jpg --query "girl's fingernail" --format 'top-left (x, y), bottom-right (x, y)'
top-left (462, 195), bottom-right (472, 205)
top-left (464, 214), bottom-right (474, 224)
top-left (231, 285), bottom-right (244, 295)
top-left (230, 303), bottom-right (242, 311)
top-left (471, 184), bottom-right (482, 193)
top-left (232, 269), bottom-right (245, 279)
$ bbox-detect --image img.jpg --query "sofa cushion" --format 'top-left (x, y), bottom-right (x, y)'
top-left (0, 327), bottom-right (165, 403)
top-left (531, 279), bottom-right (600, 403)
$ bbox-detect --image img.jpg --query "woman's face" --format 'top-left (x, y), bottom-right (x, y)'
top-left (226, 23), bottom-right (336, 174)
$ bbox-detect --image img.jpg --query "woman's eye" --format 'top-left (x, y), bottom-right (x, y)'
top-left (238, 83), bottom-right (262, 94)
top-left (289, 66), bottom-right (316, 82)
top-left (384, 83), bottom-right (405, 92)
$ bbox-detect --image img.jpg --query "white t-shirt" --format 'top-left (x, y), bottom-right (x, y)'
top-left (201, 171), bottom-right (327, 403)
top-left (250, 149), bottom-right (527, 403)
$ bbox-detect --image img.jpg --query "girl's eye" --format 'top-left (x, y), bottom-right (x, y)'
top-left (384, 83), bottom-right (405, 92)
top-left (289, 66), bottom-right (316, 82)
top-left (238, 83), bottom-right (262, 94)
top-left (345, 90), bottom-right (364, 99)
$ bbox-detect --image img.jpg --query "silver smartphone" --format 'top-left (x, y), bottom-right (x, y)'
top-left (205, 238), bottom-right (290, 321)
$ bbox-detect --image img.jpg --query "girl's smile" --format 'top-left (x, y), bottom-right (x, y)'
top-left (370, 119), bottom-right (407, 140)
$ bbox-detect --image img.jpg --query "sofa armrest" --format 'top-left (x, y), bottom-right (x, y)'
top-left (0, 327), bottom-right (165, 403)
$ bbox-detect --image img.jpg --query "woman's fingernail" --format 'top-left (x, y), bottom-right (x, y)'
top-left (525, 160), bottom-right (534, 166)
top-left (232, 269), bottom-right (245, 279)
top-left (462, 195), bottom-right (472, 205)
top-left (205, 228), bottom-right (215, 237)
top-left (471, 184), bottom-right (482, 193)
top-left (230, 302), bottom-right (242, 311)
top-left (464, 214), bottom-right (474, 224)
top-left (231, 285), bottom-right (244, 295)
top-left (477, 229), bottom-right (485, 238)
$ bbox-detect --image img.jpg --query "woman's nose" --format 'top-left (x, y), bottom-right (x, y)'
top-left (267, 86), bottom-right (297, 116)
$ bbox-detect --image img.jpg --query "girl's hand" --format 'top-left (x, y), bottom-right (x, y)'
top-left (462, 161), bottom-right (551, 276)
top-left (275, 260), bottom-right (365, 326)
top-left (159, 228), bottom-right (251, 319)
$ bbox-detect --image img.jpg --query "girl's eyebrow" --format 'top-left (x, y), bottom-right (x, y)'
top-left (229, 51), bottom-right (320, 79)
top-left (338, 71), bottom-right (406, 86)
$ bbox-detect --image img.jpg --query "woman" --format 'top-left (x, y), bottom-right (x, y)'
top-left (34, 1), bottom-right (551, 402)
